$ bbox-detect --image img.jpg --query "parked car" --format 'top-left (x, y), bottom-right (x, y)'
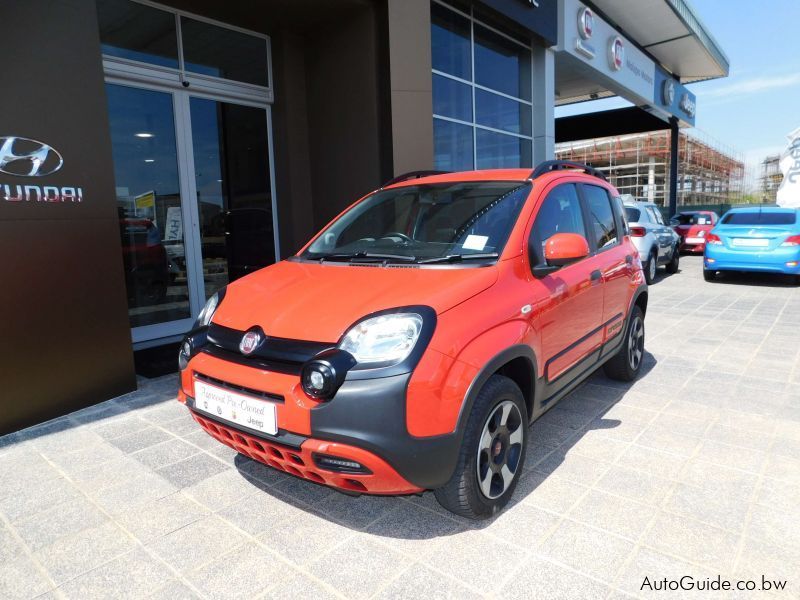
top-left (176, 161), bottom-right (648, 519)
top-left (622, 199), bottom-right (680, 283)
top-left (704, 207), bottom-right (800, 284)
top-left (670, 210), bottom-right (719, 253)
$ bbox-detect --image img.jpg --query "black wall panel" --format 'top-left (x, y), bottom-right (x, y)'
top-left (0, 0), bottom-right (136, 434)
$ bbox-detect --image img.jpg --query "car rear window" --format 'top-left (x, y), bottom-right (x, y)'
top-left (624, 207), bottom-right (641, 223)
top-left (722, 211), bottom-right (796, 225)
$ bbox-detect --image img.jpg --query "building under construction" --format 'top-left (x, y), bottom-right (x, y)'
top-left (555, 131), bottom-right (745, 207)
top-left (759, 155), bottom-right (783, 203)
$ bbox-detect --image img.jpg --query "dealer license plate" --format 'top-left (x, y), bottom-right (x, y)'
top-left (732, 238), bottom-right (769, 247)
top-left (194, 380), bottom-right (278, 435)
top-left (685, 237), bottom-right (705, 244)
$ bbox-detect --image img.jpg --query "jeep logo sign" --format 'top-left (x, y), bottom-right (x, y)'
top-left (0, 137), bottom-right (63, 177)
top-left (0, 136), bottom-right (84, 204)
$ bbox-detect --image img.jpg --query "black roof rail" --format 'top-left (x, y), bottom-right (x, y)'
top-left (529, 160), bottom-right (607, 181)
top-left (381, 170), bottom-right (450, 188)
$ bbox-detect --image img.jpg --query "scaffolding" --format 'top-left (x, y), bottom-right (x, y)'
top-left (555, 130), bottom-right (745, 207)
top-left (759, 155), bottom-right (782, 203)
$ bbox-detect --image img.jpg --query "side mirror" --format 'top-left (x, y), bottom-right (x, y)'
top-left (545, 232), bottom-right (590, 266)
top-left (531, 232), bottom-right (590, 278)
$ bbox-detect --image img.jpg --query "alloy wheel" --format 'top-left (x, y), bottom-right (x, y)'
top-left (476, 400), bottom-right (524, 499)
top-left (628, 316), bottom-right (644, 370)
top-left (648, 256), bottom-right (657, 281)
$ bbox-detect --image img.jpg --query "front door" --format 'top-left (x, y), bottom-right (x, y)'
top-left (528, 182), bottom-right (604, 386)
top-left (106, 83), bottom-right (278, 345)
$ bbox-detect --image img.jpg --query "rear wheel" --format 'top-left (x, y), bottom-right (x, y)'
top-left (665, 246), bottom-right (680, 274)
top-left (434, 375), bottom-right (527, 519)
top-left (644, 250), bottom-right (657, 284)
top-left (603, 305), bottom-right (645, 382)
top-left (703, 268), bottom-right (716, 282)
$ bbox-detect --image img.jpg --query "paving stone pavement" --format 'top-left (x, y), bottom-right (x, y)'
top-left (1, 256), bottom-right (799, 599)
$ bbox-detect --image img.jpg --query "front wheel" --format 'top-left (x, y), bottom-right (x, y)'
top-left (603, 305), bottom-right (645, 382)
top-left (434, 375), bottom-right (527, 519)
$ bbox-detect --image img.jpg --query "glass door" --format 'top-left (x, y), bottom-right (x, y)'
top-left (186, 98), bottom-right (277, 300)
top-left (106, 83), bottom-right (196, 337)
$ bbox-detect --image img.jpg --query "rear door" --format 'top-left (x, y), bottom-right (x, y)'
top-left (580, 184), bottom-right (630, 346)
top-left (528, 183), bottom-right (604, 384)
top-left (646, 205), bottom-right (673, 259)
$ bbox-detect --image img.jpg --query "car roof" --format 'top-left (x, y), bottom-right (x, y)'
top-left (384, 168), bottom-right (609, 189)
top-left (725, 206), bottom-right (797, 213)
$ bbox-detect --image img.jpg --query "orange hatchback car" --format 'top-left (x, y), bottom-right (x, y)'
top-left (177, 161), bottom-right (647, 518)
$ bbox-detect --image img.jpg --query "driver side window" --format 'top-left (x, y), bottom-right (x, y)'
top-left (529, 184), bottom-right (587, 266)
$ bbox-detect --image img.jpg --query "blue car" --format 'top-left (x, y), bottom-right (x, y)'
top-left (703, 207), bottom-right (800, 283)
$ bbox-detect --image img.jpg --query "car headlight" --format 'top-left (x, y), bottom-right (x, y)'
top-left (339, 313), bottom-right (424, 366)
top-left (195, 290), bottom-right (223, 328)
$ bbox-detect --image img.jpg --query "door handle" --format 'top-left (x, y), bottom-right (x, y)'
top-left (590, 270), bottom-right (602, 283)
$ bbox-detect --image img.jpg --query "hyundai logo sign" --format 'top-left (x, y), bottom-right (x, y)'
top-left (0, 135), bottom-right (84, 204)
top-left (0, 137), bottom-right (63, 177)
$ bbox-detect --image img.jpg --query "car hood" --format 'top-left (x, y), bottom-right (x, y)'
top-left (211, 259), bottom-right (499, 342)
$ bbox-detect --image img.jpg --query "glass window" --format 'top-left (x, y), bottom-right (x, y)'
top-left (97, 0), bottom-right (178, 69)
top-left (476, 129), bottom-right (531, 169)
top-left (474, 25), bottom-right (531, 101)
top-left (433, 75), bottom-right (473, 122)
top-left (646, 207), bottom-right (664, 225)
top-left (431, 2), bottom-right (471, 79)
top-left (624, 206), bottom-right (641, 223)
top-left (584, 185), bottom-right (619, 249)
top-left (475, 89), bottom-right (531, 136)
top-left (181, 18), bottom-right (269, 87)
top-left (434, 119), bottom-right (474, 171)
top-left (106, 84), bottom-right (190, 328)
top-left (722, 211), bottom-right (796, 225)
top-left (530, 184), bottom-right (586, 265)
top-left (303, 182), bottom-right (529, 262)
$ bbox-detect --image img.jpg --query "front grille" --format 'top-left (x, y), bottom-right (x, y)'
top-left (204, 323), bottom-right (333, 375)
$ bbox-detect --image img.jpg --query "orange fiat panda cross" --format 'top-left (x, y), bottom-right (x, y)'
top-left (177, 161), bottom-right (647, 518)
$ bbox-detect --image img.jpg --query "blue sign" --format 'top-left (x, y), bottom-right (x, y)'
top-left (654, 66), bottom-right (696, 126)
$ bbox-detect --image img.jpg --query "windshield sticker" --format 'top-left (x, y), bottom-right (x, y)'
top-left (463, 234), bottom-right (489, 251)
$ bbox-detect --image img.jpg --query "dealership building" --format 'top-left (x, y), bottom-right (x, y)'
top-left (1, 0), bottom-right (728, 432)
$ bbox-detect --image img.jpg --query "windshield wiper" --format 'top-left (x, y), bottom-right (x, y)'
top-left (316, 251), bottom-right (416, 263)
top-left (417, 252), bottom-right (499, 264)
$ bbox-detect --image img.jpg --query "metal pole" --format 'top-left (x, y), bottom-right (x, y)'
top-left (669, 117), bottom-right (679, 217)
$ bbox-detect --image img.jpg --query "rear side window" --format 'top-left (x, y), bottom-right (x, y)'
top-left (529, 184), bottom-right (587, 265)
top-left (624, 206), bottom-right (641, 223)
top-left (722, 211), bottom-right (797, 225)
top-left (583, 185), bottom-right (618, 249)
top-left (646, 207), bottom-right (664, 225)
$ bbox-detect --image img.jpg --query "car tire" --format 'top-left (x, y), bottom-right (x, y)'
top-left (644, 250), bottom-right (657, 284)
top-left (703, 268), bottom-right (716, 282)
top-left (603, 305), bottom-right (645, 382)
top-left (434, 375), bottom-right (528, 520)
top-left (665, 246), bottom-right (680, 274)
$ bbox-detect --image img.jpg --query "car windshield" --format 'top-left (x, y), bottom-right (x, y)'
top-left (301, 181), bottom-right (530, 263)
top-left (673, 212), bottom-right (713, 226)
top-left (721, 211), bottom-right (796, 226)
top-left (624, 207), bottom-right (641, 223)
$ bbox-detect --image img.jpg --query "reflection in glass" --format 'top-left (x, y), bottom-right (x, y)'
top-left (431, 2), bottom-right (471, 80)
top-left (433, 75), bottom-right (473, 122)
top-left (97, 0), bottom-right (178, 69)
top-left (434, 119), bottom-right (474, 171)
top-left (190, 99), bottom-right (276, 298)
top-left (106, 84), bottom-right (190, 328)
top-left (181, 18), bottom-right (269, 87)
top-left (475, 89), bottom-right (531, 136)
top-left (476, 129), bottom-right (531, 169)
top-left (474, 25), bottom-right (531, 101)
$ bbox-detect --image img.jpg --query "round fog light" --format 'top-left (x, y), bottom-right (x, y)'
top-left (301, 363), bottom-right (336, 399)
top-left (309, 370), bottom-right (326, 390)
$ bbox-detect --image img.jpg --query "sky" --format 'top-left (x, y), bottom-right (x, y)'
top-left (555, 0), bottom-right (800, 190)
